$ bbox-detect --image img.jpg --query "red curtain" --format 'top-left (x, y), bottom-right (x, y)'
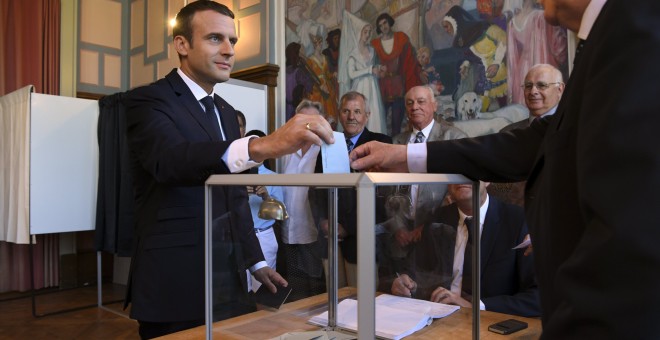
top-left (0, 0), bottom-right (61, 292)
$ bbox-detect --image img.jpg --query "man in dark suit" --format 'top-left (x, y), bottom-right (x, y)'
top-left (490, 63), bottom-right (564, 206)
top-left (391, 182), bottom-right (540, 317)
top-left (123, 2), bottom-right (333, 338)
top-left (316, 91), bottom-right (391, 287)
top-left (350, 1), bottom-right (660, 338)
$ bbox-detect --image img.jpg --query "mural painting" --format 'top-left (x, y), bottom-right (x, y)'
top-left (285, 0), bottom-right (568, 137)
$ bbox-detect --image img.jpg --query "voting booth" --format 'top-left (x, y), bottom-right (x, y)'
top-left (0, 85), bottom-right (99, 244)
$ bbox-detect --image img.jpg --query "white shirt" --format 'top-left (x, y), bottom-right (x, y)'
top-left (177, 69), bottom-right (266, 272)
top-left (281, 145), bottom-right (320, 244)
top-left (450, 195), bottom-right (488, 294)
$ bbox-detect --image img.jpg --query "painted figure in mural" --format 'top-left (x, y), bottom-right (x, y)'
top-left (476, 0), bottom-right (507, 29)
top-left (443, 5), bottom-right (508, 112)
top-left (285, 42), bottom-right (314, 121)
top-left (307, 33), bottom-right (339, 128)
top-left (371, 13), bottom-right (423, 136)
top-left (506, 0), bottom-right (567, 105)
top-left (417, 46), bottom-right (445, 96)
top-left (286, 0), bottom-right (327, 57)
top-left (423, 0), bottom-right (464, 50)
top-left (338, 10), bottom-right (386, 134)
top-left (322, 28), bottom-right (341, 98)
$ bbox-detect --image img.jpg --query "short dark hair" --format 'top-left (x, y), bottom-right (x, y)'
top-left (245, 129), bottom-right (266, 138)
top-left (375, 13), bottom-right (394, 35)
top-left (173, 1), bottom-right (234, 47)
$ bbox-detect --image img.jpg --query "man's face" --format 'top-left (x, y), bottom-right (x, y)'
top-left (378, 19), bottom-right (391, 36)
top-left (340, 97), bottom-right (370, 138)
top-left (523, 67), bottom-right (564, 117)
top-left (405, 87), bottom-right (437, 130)
top-left (175, 10), bottom-right (237, 93)
top-left (538, 0), bottom-right (590, 31)
top-left (448, 182), bottom-right (489, 206)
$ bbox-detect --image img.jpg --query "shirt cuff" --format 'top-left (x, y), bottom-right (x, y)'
top-left (222, 136), bottom-right (262, 173)
top-left (479, 300), bottom-right (486, 310)
top-left (407, 143), bottom-right (428, 173)
top-left (249, 261), bottom-right (268, 273)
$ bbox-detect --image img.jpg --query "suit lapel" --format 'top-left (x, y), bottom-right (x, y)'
top-left (165, 70), bottom-right (219, 141)
top-left (213, 94), bottom-right (239, 141)
top-left (479, 199), bottom-right (500, 276)
top-left (354, 128), bottom-right (372, 147)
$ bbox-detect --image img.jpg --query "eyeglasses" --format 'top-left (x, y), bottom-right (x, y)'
top-left (521, 82), bottom-right (562, 91)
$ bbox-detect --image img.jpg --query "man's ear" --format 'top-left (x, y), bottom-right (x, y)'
top-left (174, 35), bottom-right (189, 57)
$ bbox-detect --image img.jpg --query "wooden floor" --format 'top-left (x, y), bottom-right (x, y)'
top-left (0, 284), bottom-right (139, 339)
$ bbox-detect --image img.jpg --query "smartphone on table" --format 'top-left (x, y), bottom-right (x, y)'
top-left (488, 319), bottom-right (528, 335)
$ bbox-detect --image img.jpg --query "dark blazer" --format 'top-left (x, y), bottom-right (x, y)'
top-left (123, 69), bottom-right (263, 322)
top-left (313, 128), bottom-right (392, 263)
top-left (424, 1), bottom-right (660, 337)
top-left (401, 196), bottom-right (539, 317)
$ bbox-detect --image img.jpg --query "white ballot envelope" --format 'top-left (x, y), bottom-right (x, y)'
top-left (321, 132), bottom-right (351, 173)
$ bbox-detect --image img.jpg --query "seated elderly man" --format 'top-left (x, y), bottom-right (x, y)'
top-left (389, 182), bottom-right (540, 317)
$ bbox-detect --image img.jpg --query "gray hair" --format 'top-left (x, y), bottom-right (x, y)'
top-left (295, 99), bottom-right (324, 115)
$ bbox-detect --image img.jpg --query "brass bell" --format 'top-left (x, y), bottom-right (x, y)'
top-left (258, 196), bottom-right (289, 221)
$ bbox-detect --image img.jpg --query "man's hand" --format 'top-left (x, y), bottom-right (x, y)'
top-left (430, 286), bottom-right (471, 307)
top-left (349, 141), bottom-right (408, 172)
top-left (392, 273), bottom-right (417, 298)
top-left (252, 267), bottom-right (288, 294)
top-left (319, 219), bottom-right (347, 240)
top-left (254, 185), bottom-right (268, 199)
top-left (248, 114), bottom-right (334, 163)
top-left (394, 229), bottom-right (413, 247)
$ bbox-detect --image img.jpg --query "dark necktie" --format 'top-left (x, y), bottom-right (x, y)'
top-left (414, 131), bottom-right (425, 143)
top-left (462, 216), bottom-right (474, 295)
top-left (346, 138), bottom-right (354, 153)
top-left (201, 95), bottom-right (222, 140)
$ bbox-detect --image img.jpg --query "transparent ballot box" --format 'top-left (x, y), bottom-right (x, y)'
top-left (203, 173), bottom-right (492, 340)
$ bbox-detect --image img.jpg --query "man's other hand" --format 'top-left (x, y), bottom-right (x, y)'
top-left (350, 141), bottom-right (408, 173)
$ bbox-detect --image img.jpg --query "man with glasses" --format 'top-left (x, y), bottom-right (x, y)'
top-left (493, 64), bottom-right (564, 206)
top-left (502, 64), bottom-right (565, 132)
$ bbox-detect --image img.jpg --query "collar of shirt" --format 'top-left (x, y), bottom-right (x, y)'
top-left (577, 0), bottom-right (607, 40)
top-left (346, 129), bottom-right (363, 147)
top-left (410, 120), bottom-right (435, 143)
top-left (457, 194), bottom-right (489, 235)
top-left (530, 105), bottom-right (559, 123)
top-left (177, 68), bottom-right (216, 100)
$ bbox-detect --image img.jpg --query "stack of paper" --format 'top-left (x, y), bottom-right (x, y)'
top-left (308, 295), bottom-right (459, 340)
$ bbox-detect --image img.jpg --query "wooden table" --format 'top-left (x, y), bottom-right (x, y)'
top-left (161, 287), bottom-right (541, 339)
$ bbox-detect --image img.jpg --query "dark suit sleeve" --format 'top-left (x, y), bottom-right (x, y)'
top-left (426, 118), bottom-right (548, 182)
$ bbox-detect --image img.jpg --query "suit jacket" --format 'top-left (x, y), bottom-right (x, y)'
top-left (312, 128), bottom-right (392, 263)
top-left (401, 196), bottom-right (539, 317)
top-left (425, 1), bottom-right (660, 337)
top-left (390, 120), bottom-right (467, 231)
top-left (123, 69), bottom-right (263, 322)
